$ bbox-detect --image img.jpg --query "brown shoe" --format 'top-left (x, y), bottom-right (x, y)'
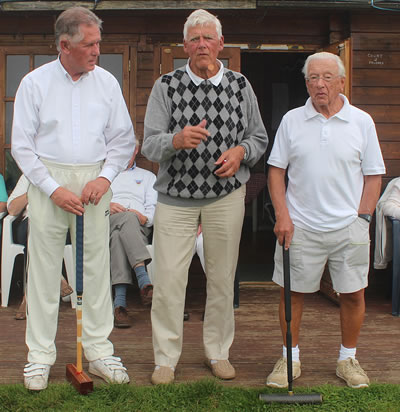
top-left (60, 278), bottom-right (73, 298)
top-left (114, 306), bottom-right (131, 328)
top-left (140, 284), bottom-right (153, 306)
top-left (205, 359), bottom-right (236, 380)
top-left (151, 366), bottom-right (175, 385)
top-left (15, 296), bottom-right (27, 320)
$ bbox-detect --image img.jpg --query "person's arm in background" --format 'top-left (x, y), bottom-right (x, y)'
top-left (8, 194), bottom-right (27, 216)
top-left (7, 174), bottom-right (30, 216)
top-left (0, 174), bottom-right (8, 213)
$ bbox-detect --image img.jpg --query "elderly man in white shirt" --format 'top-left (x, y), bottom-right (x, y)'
top-left (11, 7), bottom-right (134, 391)
top-left (110, 142), bottom-right (157, 328)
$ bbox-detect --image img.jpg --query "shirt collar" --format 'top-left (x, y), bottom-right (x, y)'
top-left (56, 55), bottom-right (90, 82)
top-left (186, 59), bottom-right (224, 86)
top-left (304, 93), bottom-right (350, 122)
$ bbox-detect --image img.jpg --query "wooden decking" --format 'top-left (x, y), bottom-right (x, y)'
top-left (1, 268), bottom-right (399, 388)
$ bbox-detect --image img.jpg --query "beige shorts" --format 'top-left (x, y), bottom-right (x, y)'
top-left (272, 217), bottom-right (370, 293)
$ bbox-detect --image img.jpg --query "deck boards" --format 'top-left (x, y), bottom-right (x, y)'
top-left (1, 277), bottom-right (399, 388)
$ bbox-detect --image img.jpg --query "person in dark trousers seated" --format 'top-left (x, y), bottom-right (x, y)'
top-left (110, 141), bottom-right (157, 328)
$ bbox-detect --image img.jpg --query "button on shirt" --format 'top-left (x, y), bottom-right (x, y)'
top-left (110, 166), bottom-right (157, 227)
top-left (11, 58), bottom-right (135, 197)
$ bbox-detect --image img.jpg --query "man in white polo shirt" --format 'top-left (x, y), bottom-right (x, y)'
top-left (266, 51), bottom-right (385, 389)
top-left (11, 7), bottom-right (134, 390)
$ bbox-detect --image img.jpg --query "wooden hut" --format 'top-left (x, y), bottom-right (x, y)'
top-left (0, 0), bottom-right (399, 287)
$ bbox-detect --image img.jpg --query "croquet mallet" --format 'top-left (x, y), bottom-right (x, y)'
top-left (66, 214), bottom-right (94, 395)
top-left (259, 245), bottom-right (322, 404)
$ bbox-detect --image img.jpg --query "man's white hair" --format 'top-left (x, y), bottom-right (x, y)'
top-left (302, 52), bottom-right (346, 78)
top-left (183, 9), bottom-right (222, 40)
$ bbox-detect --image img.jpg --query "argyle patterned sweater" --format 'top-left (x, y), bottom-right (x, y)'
top-left (143, 66), bottom-right (268, 203)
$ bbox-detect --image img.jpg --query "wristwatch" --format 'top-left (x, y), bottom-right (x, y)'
top-left (239, 144), bottom-right (248, 161)
top-left (358, 213), bottom-right (372, 223)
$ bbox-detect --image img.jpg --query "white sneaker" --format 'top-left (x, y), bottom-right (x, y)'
top-left (89, 356), bottom-right (129, 384)
top-left (266, 357), bottom-right (301, 388)
top-left (24, 363), bottom-right (51, 391)
top-left (336, 358), bottom-right (370, 388)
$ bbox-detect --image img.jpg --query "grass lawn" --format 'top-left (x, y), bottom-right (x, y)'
top-left (1, 379), bottom-right (400, 411)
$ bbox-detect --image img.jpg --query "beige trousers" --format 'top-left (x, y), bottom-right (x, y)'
top-left (26, 160), bottom-right (114, 365)
top-left (151, 185), bottom-right (245, 367)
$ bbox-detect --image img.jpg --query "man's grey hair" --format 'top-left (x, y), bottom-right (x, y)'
top-left (302, 52), bottom-right (346, 78)
top-left (55, 6), bottom-right (103, 52)
top-left (183, 9), bottom-right (222, 40)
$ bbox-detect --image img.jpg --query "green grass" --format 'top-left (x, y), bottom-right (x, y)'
top-left (0, 379), bottom-right (400, 412)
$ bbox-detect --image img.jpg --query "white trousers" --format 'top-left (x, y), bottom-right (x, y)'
top-left (151, 185), bottom-right (245, 367)
top-left (26, 160), bottom-right (114, 365)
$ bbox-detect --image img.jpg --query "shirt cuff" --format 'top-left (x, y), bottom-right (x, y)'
top-left (41, 177), bottom-right (60, 198)
top-left (99, 167), bottom-right (117, 184)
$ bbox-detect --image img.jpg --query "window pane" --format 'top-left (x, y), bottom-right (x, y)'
top-left (5, 149), bottom-right (21, 192)
top-left (5, 102), bottom-right (14, 145)
top-left (6, 55), bottom-right (29, 97)
top-left (173, 59), bottom-right (187, 70)
top-left (98, 54), bottom-right (123, 89)
top-left (34, 55), bottom-right (56, 69)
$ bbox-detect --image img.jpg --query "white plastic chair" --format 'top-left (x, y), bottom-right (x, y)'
top-left (1, 214), bottom-right (75, 307)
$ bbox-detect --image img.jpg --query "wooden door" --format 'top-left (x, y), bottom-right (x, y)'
top-left (323, 38), bottom-right (352, 101)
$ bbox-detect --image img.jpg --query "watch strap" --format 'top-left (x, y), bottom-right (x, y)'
top-left (358, 213), bottom-right (372, 223)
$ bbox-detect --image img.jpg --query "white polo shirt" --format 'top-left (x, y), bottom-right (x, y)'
top-left (268, 94), bottom-right (386, 232)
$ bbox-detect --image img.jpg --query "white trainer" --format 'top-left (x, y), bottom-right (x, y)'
top-left (89, 356), bottom-right (130, 384)
top-left (24, 363), bottom-right (51, 391)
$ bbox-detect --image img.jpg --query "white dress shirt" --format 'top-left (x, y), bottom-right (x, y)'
top-left (11, 57), bottom-right (135, 197)
top-left (110, 165), bottom-right (157, 227)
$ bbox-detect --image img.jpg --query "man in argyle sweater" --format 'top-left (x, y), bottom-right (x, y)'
top-left (142, 9), bottom-right (268, 385)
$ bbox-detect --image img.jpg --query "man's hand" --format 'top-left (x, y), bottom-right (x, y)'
top-left (50, 187), bottom-right (85, 216)
top-left (274, 212), bottom-right (294, 249)
top-left (214, 145), bottom-right (245, 178)
top-left (172, 119), bottom-right (209, 150)
top-left (110, 202), bottom-right (126, 215)
top-left (129, 209), bottom-right (148, 226)
top-left (81, 177), bottom-right (111, 206)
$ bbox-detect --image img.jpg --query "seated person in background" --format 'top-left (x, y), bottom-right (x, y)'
top-left (7, 174), bottom-right (73, 320)
top-left (110, 141), bottom-right (157, 328)
top-left (0, 173), bottom-right (7, 213)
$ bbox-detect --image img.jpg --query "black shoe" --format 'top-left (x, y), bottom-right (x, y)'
top-left (114, 306), bottom-right (131, 328)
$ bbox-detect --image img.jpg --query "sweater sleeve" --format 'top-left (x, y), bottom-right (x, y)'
top-left (142, 78), bottom-right (177, 163)
top-left (239, 78), bottom-right (269, 168)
